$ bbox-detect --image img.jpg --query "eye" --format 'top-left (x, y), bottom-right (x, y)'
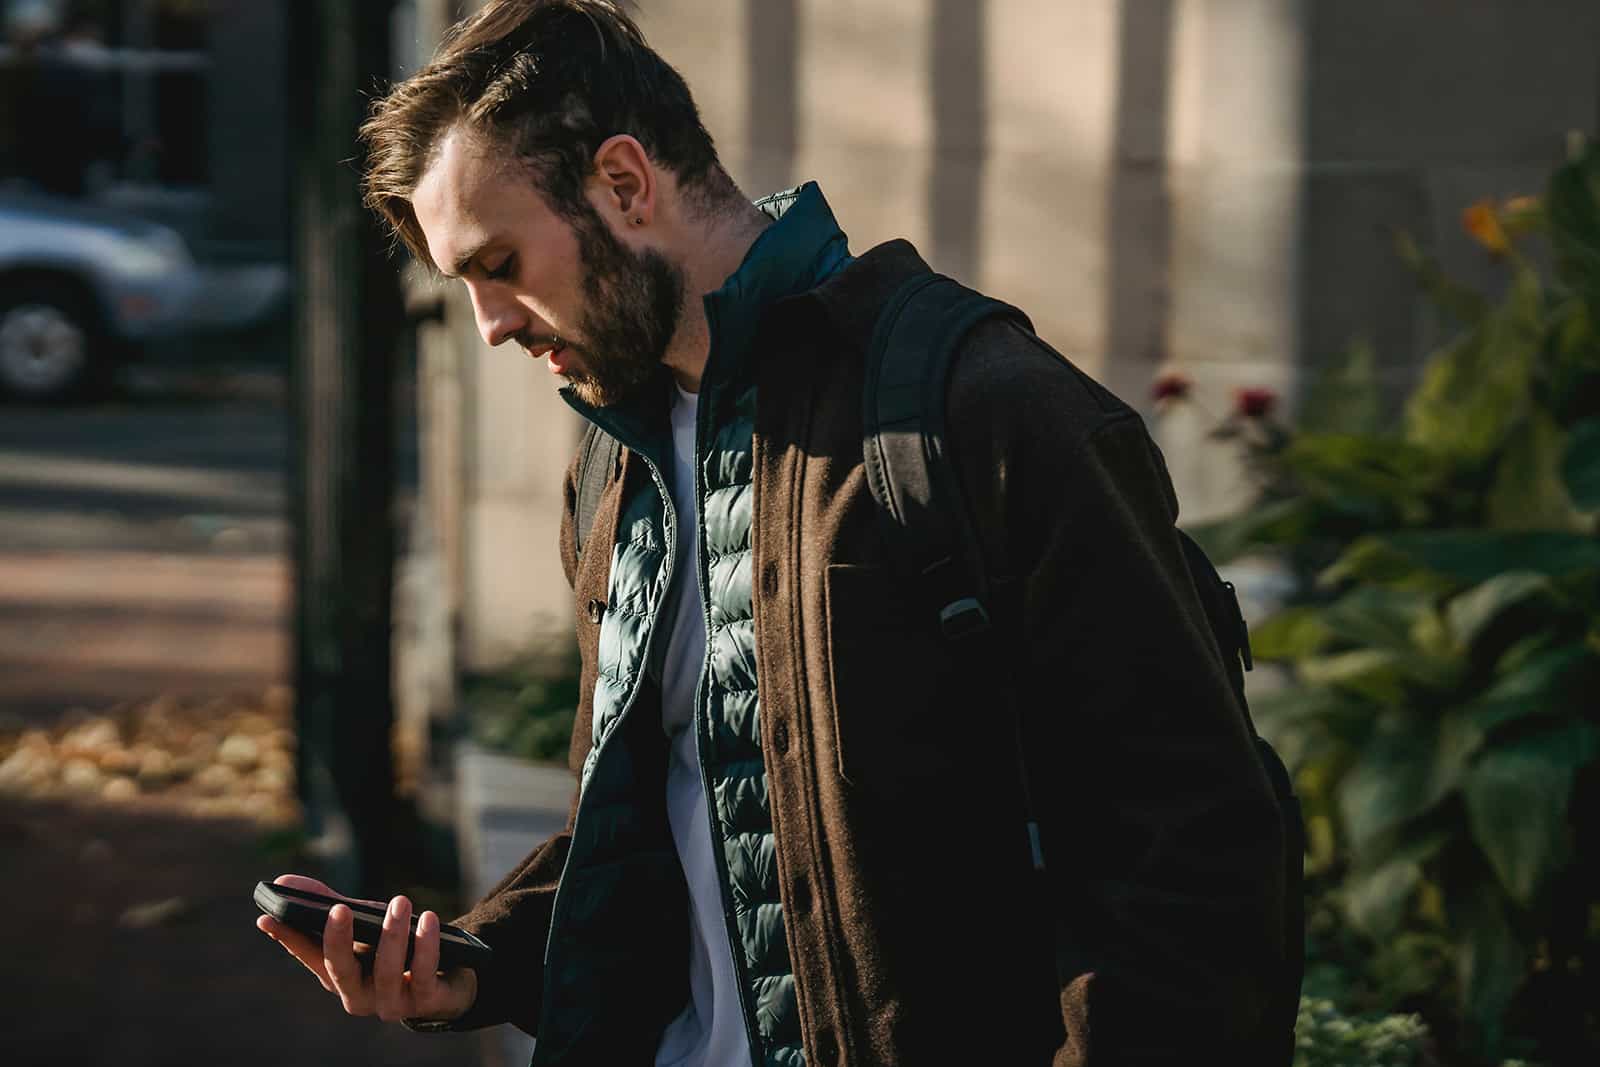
top-left (484, 254), bottom-right (516, 281)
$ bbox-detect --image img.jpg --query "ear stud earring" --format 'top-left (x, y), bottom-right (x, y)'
top-left (633, 216), bottom-right (643, 225)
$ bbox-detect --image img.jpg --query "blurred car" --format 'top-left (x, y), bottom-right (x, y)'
top-left (0, 188), bottom-right (200, 399)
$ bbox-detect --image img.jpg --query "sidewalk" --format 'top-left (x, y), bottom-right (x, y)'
top-left (0, 795), bottom-right (480, 1066)
top-left (0, 550), bottom-right (289, 725)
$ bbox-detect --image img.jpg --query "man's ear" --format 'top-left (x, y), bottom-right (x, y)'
top-left (590, 134), bottom-right (655, 228)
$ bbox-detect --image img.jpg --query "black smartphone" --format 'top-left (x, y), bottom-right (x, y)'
top-left (253, 881), bottom-right (492, 973)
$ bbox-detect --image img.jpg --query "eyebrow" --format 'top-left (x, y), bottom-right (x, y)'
top-left (441, 239), bottom-right (491, 280)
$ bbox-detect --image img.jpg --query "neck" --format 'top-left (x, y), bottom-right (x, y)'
top-left (661, 200), bottom-right (772, 393)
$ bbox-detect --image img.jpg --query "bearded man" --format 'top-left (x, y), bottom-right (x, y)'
top-left (256, 2), bottom-right (1297, 1064)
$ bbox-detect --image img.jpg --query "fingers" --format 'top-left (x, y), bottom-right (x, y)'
top-left (323, 904), bottom-right (374, 1016)
top-left (407, 910), bottom-right (442, 1010)
top-left (373, 896), bottom-right (413, 1022)
top-left (257, 878), bottom-right (445, 1025)
top-left (274, 872), bottom-right (383, 910)
top-left (256, 914), bottom-right (334, 992)
top-left (274, 872), bottom-right (338, 897)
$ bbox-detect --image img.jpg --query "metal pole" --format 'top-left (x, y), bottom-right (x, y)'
top-left (289, 0), bottom-right (404, 897)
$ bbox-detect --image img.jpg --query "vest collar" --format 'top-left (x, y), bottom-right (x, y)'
top-left (700, 181), bottom-right (852, 393)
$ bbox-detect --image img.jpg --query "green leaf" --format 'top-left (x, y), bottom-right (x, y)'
top-left (1338, 714), bottom-right (1481, 854)
top-left (1533, 297), bottom-right (1600, 426)
top-left (1251, 683), bottom-right (1373, 731)
top-left (1281, 433), bottom-right (1450, 522)
top-left (1463, 719), bottom-right (1600, 904)
top-left (1345, 857), bottom-right (1424, 940)
top-left (1403, 265), bottom-right (1543, 463)
top-left (1487, 410), bottom-right (1592, 530)
top-left (1343, 829), bottom-right (1449, 939)
top-left (1369, 930), bottom-right (1455, 1007)
top-left (1546, 142), bottom-right (1600, 305)
top-left (1249, 686), bottom-right (1375, 764)
top-left (1463, 644), bottom-right (1597, 735)
top-left (1450, 879), bottom-right (1527, 1054)
top-left (1326, 530), bottom-right (1600, 588)
top-left (1445, 572), bottom-right (1551, 650)
top-left (1181, 497), bottom-right (1318, 565)
top-left (1317, 538), bottom-right (1456, 593)
top-left (1299, 649), bottom-right (1409, 706)
top-left (1248, 606), bottom-right (1335, 661)
top-left (1319, 586), bottom-right (1434, 651)
top-left (1562, 417), bottom-right (1600, 510)
top-left (1297, 339), bottom-right (1387, 436)
top-left (1395, 229), bottom-right (1491, 326)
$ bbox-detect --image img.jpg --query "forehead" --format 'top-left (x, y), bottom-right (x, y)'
top-left (410, 126), bottom-right (558, 273)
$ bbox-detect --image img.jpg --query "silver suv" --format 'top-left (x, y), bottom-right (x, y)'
top-left (0, 189), bottom-right (200, 399)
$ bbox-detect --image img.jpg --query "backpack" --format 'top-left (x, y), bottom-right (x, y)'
top-left (571, 270), bottom-right (1306, 1063)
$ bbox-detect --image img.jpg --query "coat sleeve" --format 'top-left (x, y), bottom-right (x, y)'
top-left (439, 443), bottom-right (595, 1036)
top-left (948, 323), bottom-right (1289, 1065)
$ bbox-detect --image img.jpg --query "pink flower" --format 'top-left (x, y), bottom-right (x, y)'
top-left (1151, 370), bottom-right (1193, 403)
top-left (1235, 387), bottom-right (1277, 419)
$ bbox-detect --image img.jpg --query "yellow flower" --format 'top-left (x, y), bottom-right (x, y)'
top-left (1462, 199), bottom-right (1509, 253)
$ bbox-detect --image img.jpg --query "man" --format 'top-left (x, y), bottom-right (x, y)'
top-left (256, 2), bottom-right (1293, 1064)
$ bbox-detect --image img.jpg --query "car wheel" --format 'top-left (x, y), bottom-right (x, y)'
top-left (0, 283), bottom-right (103, 401)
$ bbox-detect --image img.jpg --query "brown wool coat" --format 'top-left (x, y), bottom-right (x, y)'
top-left (449, 240), bottom-right (1291, 1066)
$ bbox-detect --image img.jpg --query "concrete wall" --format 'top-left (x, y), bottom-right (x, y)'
top-left (407, 0), bottom-right (1600, 675)
top-left (1300, 0), bottom-right (1600, 376)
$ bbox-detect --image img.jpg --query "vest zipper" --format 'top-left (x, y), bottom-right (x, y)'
top-left (692, 321), bottom-right (766, 1067)
top-left (536, 453), bottom-right (678, 1065)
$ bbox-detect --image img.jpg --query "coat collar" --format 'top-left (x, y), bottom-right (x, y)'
top-left (803, 237), bottom-right (935, 359)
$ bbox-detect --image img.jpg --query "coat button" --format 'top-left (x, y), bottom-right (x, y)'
top-left (586, 598), bottom-right (605, 624)
top-left (772, 720), bottom-right (790, 755)
top-left (789, 874), bottom-right (811, 914)
top-left (760, 560), bottom-right (779, 598)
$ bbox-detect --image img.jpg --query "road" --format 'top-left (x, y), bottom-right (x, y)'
top-left (0, 371), bottom-right (293, 724)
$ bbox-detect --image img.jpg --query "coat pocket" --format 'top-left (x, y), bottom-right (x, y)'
top-left (823, 563), bottom-right (981, 795)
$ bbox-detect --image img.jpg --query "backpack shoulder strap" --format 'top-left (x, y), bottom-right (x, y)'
top-left (574, 422), bottom-right (622, 558)
top-left (861, 270), bottom-right (1030, 638)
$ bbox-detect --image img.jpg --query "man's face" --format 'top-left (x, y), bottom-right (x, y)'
top-left (411, 126), bottom-right (684, 407)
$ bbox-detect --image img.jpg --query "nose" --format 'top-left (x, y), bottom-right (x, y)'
top-left (467, 283), bottom-right (529, 348)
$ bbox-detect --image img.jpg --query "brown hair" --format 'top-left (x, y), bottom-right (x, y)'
top-left (359, 0), bottom-right (733, 267)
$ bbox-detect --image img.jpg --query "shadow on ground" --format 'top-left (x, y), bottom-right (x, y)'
top-left (0, 797), bottom-right (481, 1066)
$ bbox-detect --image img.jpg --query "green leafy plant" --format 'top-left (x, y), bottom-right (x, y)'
top-left (1295, 997), bottom-right (1431, 1067)
top-left (463, 651), bottom-right (580, 764)
top-left (1183, 142), bottom-right (1600, 1063)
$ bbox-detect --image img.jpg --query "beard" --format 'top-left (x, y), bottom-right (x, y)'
top-left (556, 204), bottom-right (686, 409)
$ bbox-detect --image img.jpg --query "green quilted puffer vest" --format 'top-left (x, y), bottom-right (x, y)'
top-left (533, 184), bottom-right (850, 1067)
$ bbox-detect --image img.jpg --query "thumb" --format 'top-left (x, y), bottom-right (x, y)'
top-left (434, 967), bottom-right (479, 1019)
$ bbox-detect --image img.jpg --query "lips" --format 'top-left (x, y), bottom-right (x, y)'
top-left (522, 339), bottom-right (569, 374)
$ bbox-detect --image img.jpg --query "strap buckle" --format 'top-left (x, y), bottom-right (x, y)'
top-left (938, 597), bottom-right (992, 640)
top-left (1222, 580), bottom-right (1254, 671)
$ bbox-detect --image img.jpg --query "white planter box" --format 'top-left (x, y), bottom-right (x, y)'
top-left (453, 743), bottom-right (575, 1067)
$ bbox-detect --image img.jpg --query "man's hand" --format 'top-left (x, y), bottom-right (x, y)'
top-left (254, 874), bottom-right (478, 1025)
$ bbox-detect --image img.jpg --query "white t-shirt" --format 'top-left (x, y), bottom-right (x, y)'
top-left (653, 384), bottom-right (750, 1067)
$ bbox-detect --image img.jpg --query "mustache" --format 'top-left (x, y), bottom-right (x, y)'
top-left (512, 329), bottom-right (571, 354)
